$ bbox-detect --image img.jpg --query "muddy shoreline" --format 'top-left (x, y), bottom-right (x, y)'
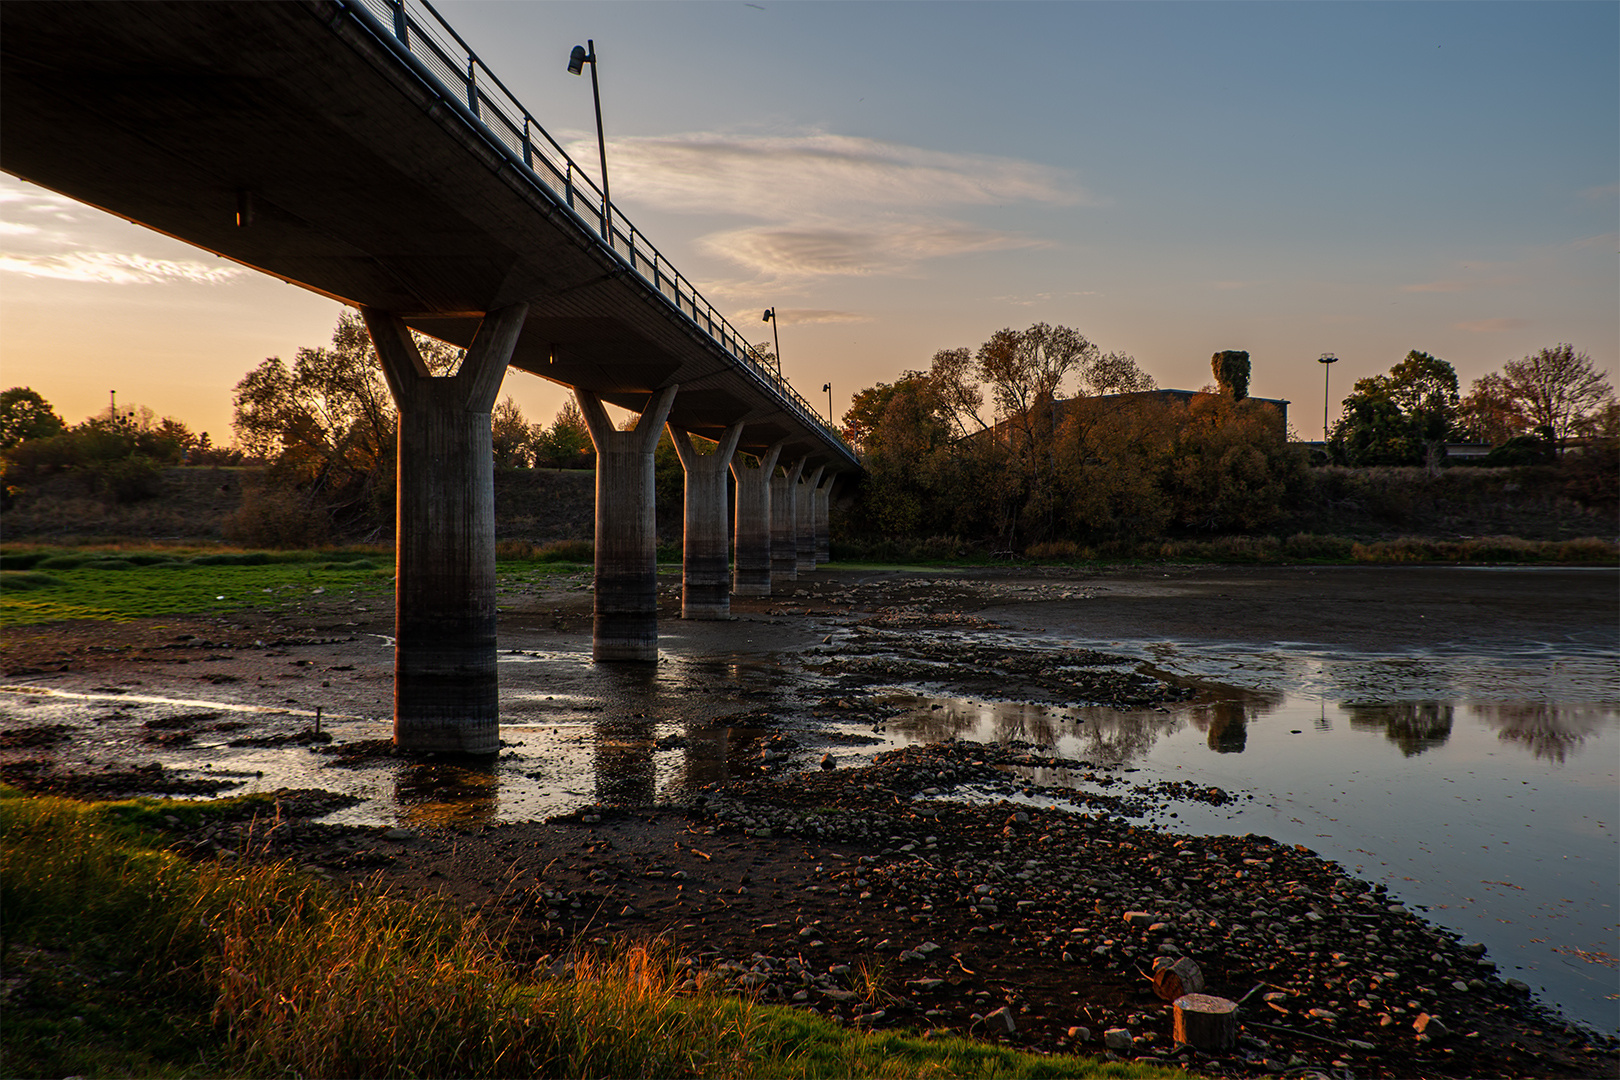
top-left (3, 564), bottom-right (1617, 1077)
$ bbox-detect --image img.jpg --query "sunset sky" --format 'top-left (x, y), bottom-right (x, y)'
top-left (2, 0), bottom-right (1614, 443)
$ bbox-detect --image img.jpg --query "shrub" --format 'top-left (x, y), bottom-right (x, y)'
top-left (221, 480), bottom-right (331, 549)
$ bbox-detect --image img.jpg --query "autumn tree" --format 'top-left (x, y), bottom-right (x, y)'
top-left (1455, 372), bottom-right (1529, 445)
top-left (1499, 344), bottom-right (1614, 449)
top-left (230, 309), bottom-right (463, 537)
top-left (0, 388), bottom-right (65, 449)
top-left (1331, 351), bottom-right (1460, 467)
top-left (490, 396), bottom-right (533, 468)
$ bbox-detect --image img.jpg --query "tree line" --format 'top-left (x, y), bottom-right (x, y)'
top-left (3, 311), bottom-right (1611, 548)
top-left (1331, 344), bottom-right (1614, 468)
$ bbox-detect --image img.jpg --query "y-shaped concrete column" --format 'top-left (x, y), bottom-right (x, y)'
top-left (730, 441), bottom-right (783, 596)
top-left (814, 472), bottom-right (835, 564)
top-left (577, 385), bottom-right (678, 661)
top-left (669, 421), bottom-right (744, 619)
top-left (364, 303), bottom-right (527, 755)
top-left (795, 464), bottom-right (824, 572)
top-left (770, 456), bottom-right (805, 585)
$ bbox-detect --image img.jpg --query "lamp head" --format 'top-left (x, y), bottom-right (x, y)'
top-left (567, 44), bottom-right (589, 75)
top-left (762, 308), bottom-right (774, 322)
top-left (822, 383), bottom-right (831, 393)
top-left (1318, 353), bottom-right (1338, 365)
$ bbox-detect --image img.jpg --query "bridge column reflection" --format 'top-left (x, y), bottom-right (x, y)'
top-left (730, 442), bottom-right (783, 597)
top-left (669, 421), bottom-right (744, 618)
top-left (577, 386), bottom-right (678, 661)
top-left (795, 465), bottom-right (824, 572)
top-left (364, 304), bottom-right (526, 754)
top-left (770, 456), bottom-right (805, 585)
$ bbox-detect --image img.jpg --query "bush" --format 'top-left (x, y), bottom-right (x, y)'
top-left (221, 480), bottom-right (331, 549)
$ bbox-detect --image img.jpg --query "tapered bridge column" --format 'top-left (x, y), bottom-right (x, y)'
top-left (730, 441), bottom-right (783, 597)
top-left (364, 303), bottom-right (527, 755)
top-left (578, 386), bottom-right (678, 661)
top-left (814, 472), bottom-right (835, 564)
top-left (669, 421), bottom-right (744, 619)
top-left (770, 456), bottom-right (805, 585)
top-left (795, 464), bottom-right (824, 572)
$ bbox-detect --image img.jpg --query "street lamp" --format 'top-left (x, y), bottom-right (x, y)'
top-left (822, 382), bottom-right (832, 422)
top-left (762, 307), bottom-right (781, 376)
top-left (566, 40), bottom-right (611, 242)
top-left (1317, 353), bottom-right (1339, 441)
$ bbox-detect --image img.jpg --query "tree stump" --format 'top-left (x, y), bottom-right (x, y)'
top-left (1172, 993), bottom-right (1238, 1051)
top-left (1153, 957), bottom-right (1206, 1001)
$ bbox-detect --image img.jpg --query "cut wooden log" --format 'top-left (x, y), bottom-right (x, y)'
top-left (1172, 993), bottom-right (1239, 1051)
top-left (1153, 957), bottom-right (1206, 1001)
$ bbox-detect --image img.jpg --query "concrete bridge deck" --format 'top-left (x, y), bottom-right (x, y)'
top-left (0, 0), bottom-right (853, 467)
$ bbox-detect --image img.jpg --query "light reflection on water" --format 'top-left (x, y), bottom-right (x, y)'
top-left (867, 688), bottom-right (1619, 1035)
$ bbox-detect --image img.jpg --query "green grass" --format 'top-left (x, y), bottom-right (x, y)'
top-left (0, 787), bottom-right (1181, 1079)
top-left (0, 548), bottom-right (393, 626)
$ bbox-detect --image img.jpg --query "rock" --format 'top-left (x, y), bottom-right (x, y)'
top-left (984, 1006), bottom-right (1017, 1034)
top-left (907, 978), bottom-right (944, 991)
top-left (1505, 978), bottom-right (1530, 994)
top-left (820, 753), bottom-right (836, 769)
top-left (382, 827), bottom-right (415, 841)
top-left (1463, 942), bottom-right (1487, 956)
top-left (1123, 911), bottom-right (1155, 928)
top-left (1414, 1013), bottom-right (1448, 1039)
top-left (1103, 1027), bottom-right (1134, 1052)
top-left (1067, 1026), bottom-right (1091, 1043)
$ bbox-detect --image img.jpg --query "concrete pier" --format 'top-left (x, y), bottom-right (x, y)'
top-left (730, 442), bottom-right (783, 596)
top-left (770, 456), bottom-right (805, 584)
top-left (669, 422), bottom-right (744, 618)
top-left (364, 303), bottom-right (526, 754)
top-left (814, 472), bottom-right (834, 564)
top-left (577, 385), bottom-right (678, 661)
top-left (796, 464), bottom-right (824, 572)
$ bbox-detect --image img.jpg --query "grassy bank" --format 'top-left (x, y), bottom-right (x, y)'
top-left (0, 788), bottom-right (1175, 1079)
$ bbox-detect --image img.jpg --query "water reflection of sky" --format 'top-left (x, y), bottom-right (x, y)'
top-left (869, 683), bottom-right (1618, 1036)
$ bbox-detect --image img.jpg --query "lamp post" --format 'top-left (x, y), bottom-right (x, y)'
top-left (762, 307), bottom-right (781, 376)
top-left (567, 40), bottom-right (611, 242)
top-left (822, 382), bottom-right (832, 423)
top-left (1317, 353), bottom-right (1339, 441)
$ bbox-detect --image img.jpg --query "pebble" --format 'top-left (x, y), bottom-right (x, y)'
top-left (1103, 1027), bottom-right (1134, 1051)
top-left (984, 1006), bottom-right (1017, 1034)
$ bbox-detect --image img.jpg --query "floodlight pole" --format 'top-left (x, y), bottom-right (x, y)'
top-left (822, 382), bottom-right (832, 423)
top-left (1318, 353), bottom-right (1339, 441)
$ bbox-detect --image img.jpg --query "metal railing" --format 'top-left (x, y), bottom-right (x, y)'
top-left (341, 0), bottom-right (851, 457)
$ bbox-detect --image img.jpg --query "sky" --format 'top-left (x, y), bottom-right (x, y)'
top-left (2, 0), bottom-right (1615, 443)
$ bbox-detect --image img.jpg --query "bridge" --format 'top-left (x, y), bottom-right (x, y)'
top-left (1, 0), bottom-right (859, 753)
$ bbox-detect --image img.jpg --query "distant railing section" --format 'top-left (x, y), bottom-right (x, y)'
top-left (342, 0), bottom-right (850, 455)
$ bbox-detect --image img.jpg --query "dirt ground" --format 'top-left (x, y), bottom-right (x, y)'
top-left (2, 564), bottom-right (1617, 1078)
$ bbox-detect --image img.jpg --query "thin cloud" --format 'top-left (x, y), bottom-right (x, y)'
top-left (582, 131), bottom-right (1088, 218)
top-left (1454, 317), bottom-right (1530, 333)
top-left (0, 250), bottom-right (244, 286)
top-left (775, 308), bottom-right (874, 325)
top-left (1402, 280), bottom-right (1467, 293)
top-left (703, 220), bottom-right (1046, 278)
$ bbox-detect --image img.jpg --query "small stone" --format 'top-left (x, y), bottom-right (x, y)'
top-left (1123, 911), bottom-right (1155, 928)
top-left (1505, 978), bottom-right (1530, 994)
top-left (1067, 1025), bottom-right (1091, 1042)
top-left (1451, 980), bottom-right (1470, 992)
top-left (1466, 978), bottom-right (1487, 992)
top-left (1103, 1027), bottom-right (1134, 1051)
top-left (1307, 1008), bottom-right (1338, 1021)
top-left (1462, 942), bottom-right (1487, 956)
top-left (1414, 1013), bottom-right (1448, 1039)
top-left (382, 828), bottom-right (415, 841)
top-left (984, 1006), bottom-right (1017, 1034)
top-left (907, 978), bottom-right (944, 991)
top-left (820, 753), bottom-right (836, 770)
